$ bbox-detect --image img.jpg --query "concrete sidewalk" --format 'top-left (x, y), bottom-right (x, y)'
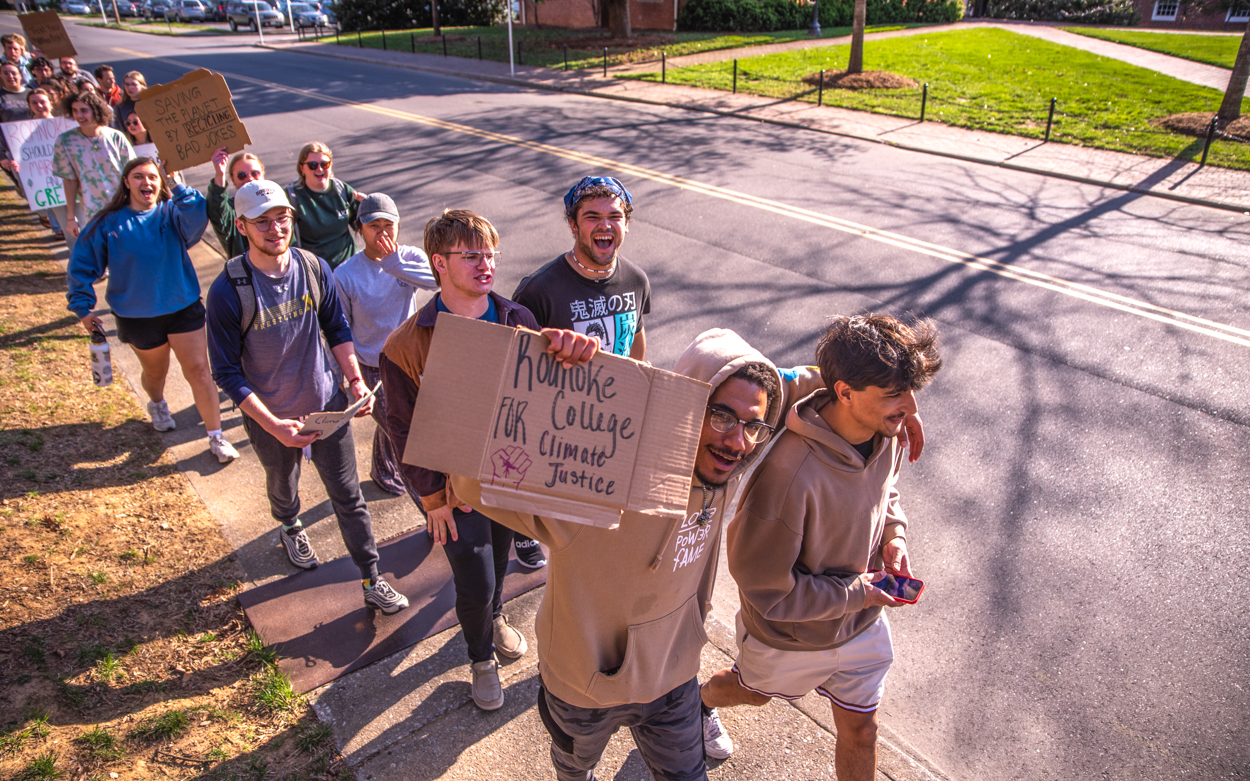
top-left (262, 34), bottom-right (1250, 212)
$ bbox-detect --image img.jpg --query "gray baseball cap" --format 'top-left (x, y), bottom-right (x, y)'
top-left (358, 193), bottom-right (400, 225)
top-left (235, 179), bottom-right (292, 220)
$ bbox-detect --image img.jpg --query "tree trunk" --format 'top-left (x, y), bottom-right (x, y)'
top-left (607, 0), bottom-right (630, 39)
top-left (432, 0), bottom-right (440, 36)
top-left (848, 0), bottom-right (865, 74)
top-left (1217, 23), bottom-right (1250, 125)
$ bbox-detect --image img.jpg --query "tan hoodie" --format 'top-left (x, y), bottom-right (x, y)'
top-left (450, 329), bottom-right (820, 709)
top-left (729, 388), bottom-right (908, 653)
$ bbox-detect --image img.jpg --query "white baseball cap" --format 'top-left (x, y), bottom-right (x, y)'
top-left (235, 179), bottom-right (292, 220)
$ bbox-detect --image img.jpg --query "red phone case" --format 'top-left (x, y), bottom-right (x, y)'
top-left (868, 570), bottom-right (925, 604)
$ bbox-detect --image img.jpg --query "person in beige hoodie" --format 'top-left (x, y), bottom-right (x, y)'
top-left (445, 328), bottom-right (923, 781)
top-left (699, 313), bottom-right (942, 781)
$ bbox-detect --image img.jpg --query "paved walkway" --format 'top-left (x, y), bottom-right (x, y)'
top-left (264, 35), bottom-right (1250, 211)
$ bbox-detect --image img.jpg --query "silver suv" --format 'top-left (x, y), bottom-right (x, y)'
top-left (227, 0), bottom-right (283, 29)
top-left (171, 0), bottom-right (206, 20)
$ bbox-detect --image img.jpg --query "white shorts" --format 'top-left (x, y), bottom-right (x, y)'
top-left (732, 611), bottom-right (894, 713)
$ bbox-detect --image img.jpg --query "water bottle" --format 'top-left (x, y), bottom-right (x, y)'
top-left (89, 326), bottom-right (112, 388)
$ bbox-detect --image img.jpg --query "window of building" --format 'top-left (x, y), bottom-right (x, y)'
top-left (1151, 0), bottom-right (1179, 20)
top-left (1228, 4), bottom-right (1250, 21)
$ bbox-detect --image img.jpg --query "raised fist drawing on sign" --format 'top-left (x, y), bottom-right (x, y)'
top-left (490, 446), bottom-right (532, 489)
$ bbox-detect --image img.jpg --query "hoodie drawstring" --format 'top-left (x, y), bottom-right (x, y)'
top-left (649, 484), bottom-right (718, 571)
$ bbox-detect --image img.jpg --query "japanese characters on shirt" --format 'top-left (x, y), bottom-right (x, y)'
top-left (568, 291), bottom-right (640, 357)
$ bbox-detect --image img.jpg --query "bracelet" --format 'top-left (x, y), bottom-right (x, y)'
top-left (348, 376), bottom-right (365, 385)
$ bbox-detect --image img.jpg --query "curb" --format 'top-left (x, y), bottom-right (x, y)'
top-left (258, 40), bottom-right (1250, 215)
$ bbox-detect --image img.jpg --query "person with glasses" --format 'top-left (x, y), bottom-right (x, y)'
top-left (378, 208), bottom-right (598, 713)
top-left (286, 141), bottom-right (365, 270)
top-left (698, 314), bottom-right (942, 780)
top-left (207, 146), bottom-right (265, 257)
top-left (506, 175), bottom-right (652, 571)
top-left (332, 193), bottom-right (438, 501)
top-left (66, 157), bottom-right (240, 464)
top-left (204, 179), bottom-right (410, 615)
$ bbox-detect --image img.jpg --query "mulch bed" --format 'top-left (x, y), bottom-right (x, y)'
top-left (1151, 112), bottom-right (1250, 140)
top-left (802, 69), bottom-right (919, 90)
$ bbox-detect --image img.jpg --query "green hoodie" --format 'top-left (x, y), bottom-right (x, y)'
top-left (286, 178), bottom-right (358, 269)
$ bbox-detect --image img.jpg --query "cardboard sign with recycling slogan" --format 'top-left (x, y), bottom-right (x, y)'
top-left (135, 69), bottom-right (251, 172)
top-left (403, 316), bottom-right (710, 529)
top-left (18, 11), bottom-right (76, 60)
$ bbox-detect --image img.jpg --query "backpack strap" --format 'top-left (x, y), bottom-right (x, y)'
top-left (225, 255), bottom-right (257, 337)
top-left (291, 247), bottom-right (323, 315)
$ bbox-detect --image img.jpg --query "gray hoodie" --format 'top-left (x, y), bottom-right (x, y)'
top-left (450, 328), bottom-right (820, 708)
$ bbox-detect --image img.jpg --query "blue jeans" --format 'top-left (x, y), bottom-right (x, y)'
top-left (444, 508), bottom-right (514, 663)
top-left (241, 390), bottom-right (380, 582)
top-left (538, 676), bottom-right (708, 781)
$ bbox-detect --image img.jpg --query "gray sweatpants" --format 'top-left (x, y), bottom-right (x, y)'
top-left (537, 676), bottom-right (707, 781)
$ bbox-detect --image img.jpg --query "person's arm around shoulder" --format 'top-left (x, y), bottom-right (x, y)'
top-left (375, 235), bottom-right (438, 290)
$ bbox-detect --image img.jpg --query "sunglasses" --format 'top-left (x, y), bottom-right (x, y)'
top-left (304, 160), bottom-right (331, 171)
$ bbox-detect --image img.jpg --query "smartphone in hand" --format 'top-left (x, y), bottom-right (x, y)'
top-left (869, 571), bottom-right (925, 604)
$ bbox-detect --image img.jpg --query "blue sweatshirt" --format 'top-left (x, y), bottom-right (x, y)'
top-left (66, 183), bottom-right (208, 320)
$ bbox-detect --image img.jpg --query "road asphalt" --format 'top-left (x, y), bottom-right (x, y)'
top-left (9, 14), bottom-right (1250, 781)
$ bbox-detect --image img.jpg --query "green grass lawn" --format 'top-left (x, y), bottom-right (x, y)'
top-left (318, 24), bottom-right (927, 71)
top-left (81, 19), bottom-right (228, 35)
top-left (633, 27), bottom-right (1250, 169)
top-left (1061, 27), bottom-right (1245, 69)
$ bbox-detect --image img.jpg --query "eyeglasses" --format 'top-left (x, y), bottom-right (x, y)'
top-left (235, 169), bottom-right (263, 182)
top-left (706, 406), bottom-right (774, 444)
top-left (244, 213), bottom-right (292, 232)
top-left (445, 250), bottom-right (500, 265)
top-left (304, 160), bottom-right (330, 171)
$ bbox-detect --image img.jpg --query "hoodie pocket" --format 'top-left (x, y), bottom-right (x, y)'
top-left (586, 594), bottom-right (709, 705)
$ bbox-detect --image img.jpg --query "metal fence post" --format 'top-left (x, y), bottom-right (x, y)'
top-left (920, 83), bottom-right (928, 122)
top-left (517, 38), bottom-right (522, 65)
top-left (1044, 97), bottom-right (1056, 143)
top-left (818, 69), bottom-right (824, 106)
top-left (334, 28), bottom-right (339, 44)
top-left (478, 35), bottom-right (482, 60)
top-left (443, 33), bottom-right (448, 56)
top-left (603, 47), bottom-right (608, 77)
top-left (732, 59), bottom-right (738, 94)
top-left (1200, 116), bottom-right (1218, 168)
top-left (410, 31), bottom-right (414, 52)
top-left (564, 43), bottom-right (568, 71)
top-left (356, 28), bottom-right (361, 47)
top-left (381, 28), bottom-right (386, 49)
top-left (662, 51), bottom-right (666, 83)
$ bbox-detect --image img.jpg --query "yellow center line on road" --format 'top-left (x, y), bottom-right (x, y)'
top-left (116, 47), bottom-right (1250, 349)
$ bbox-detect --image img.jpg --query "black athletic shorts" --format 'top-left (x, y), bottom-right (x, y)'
top-left (113, 300), bottom-right (206, 351)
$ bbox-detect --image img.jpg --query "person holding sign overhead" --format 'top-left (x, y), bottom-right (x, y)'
top-left (51, 88), bottom-right (133, 254)
top-left (207, 146), bottom-right (265, 258)
top-left (204, 179), bottom-right (410, 616)
top-left (286, 141), bottom-right (364, 270)
top-left (378, 208), bottom-right (597, 712)
top-left (65, 157), bottom-right (240, 465)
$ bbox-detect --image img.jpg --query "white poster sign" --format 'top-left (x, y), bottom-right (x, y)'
top-left (1, 117), bottom-right (76, 212)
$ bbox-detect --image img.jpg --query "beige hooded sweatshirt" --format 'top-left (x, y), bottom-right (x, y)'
top-left (729, 389), bottom-right (908, 653)
top-left (449, 329), bottom-right (819, 709)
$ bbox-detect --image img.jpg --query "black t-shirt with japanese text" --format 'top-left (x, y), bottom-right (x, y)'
top-left (512, 254), bottom-right (651, 357)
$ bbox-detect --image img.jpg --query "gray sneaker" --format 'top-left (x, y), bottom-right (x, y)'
top-left (703, 707), bottom-right (734, 760)
top-left (208, 434), bottom-right (239, 464)
top-left (492, 615), bottom-right (527, 660)
top-left (147, 400), bottom-right (176, 431)
top-left (470, 658), bottom-right (503, 711)
top-left (279, 526), bottom-right (319, 570)
top-left (364, 578), bottom-right (409, 615)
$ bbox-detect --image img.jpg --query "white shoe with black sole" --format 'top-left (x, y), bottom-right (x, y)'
top-left (279, 526), bottom-right (319, 570)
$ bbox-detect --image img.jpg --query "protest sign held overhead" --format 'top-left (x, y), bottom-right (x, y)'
top-left (1, 116), bottom-right (77, 212)
top-left (404, 316), bottom-right (710, 529)
top-left (18, 11), bottom-right (76, 59)
top-left (135, 69), bottom-right (251, 172)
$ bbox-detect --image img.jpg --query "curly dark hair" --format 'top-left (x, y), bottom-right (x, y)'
top-left (729, 363), bottom-right (779, 420)
top-left (816, 314), bottom-right (942, 394)
top-left (60, 88), bottom-right (113, 127)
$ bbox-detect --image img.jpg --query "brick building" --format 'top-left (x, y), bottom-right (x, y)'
top-left (516, 0), bottom-right (681, 30)
top-left (1133, 0), bottom-right (1249, 30)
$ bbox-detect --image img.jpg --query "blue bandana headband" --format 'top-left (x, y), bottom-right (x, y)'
top-left (563, 176), bottom-right (633, 213)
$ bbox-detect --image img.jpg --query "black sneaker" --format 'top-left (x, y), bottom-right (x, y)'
top-left (514, 538), bottom-right (547, 570)
top-left (364, 578), bottom-right (409, 615)
top-left (280, 526), bottom-right (319, 570)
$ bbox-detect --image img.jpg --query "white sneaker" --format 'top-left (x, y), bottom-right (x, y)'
top-left (148, 400), bottom-right (176, 431)
top-left (208, 434), bottom-right (239, 463)
top-left (703, 707), bottom-right (734, 760)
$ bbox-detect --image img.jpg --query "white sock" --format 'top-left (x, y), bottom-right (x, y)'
top-left (206, 429), bottom-right (223, 438)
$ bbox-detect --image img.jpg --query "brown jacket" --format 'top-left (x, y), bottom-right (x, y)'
top-left (729, 389), bottom-right (908, 652)
top-left (451, 329), bottom-right (820, 708)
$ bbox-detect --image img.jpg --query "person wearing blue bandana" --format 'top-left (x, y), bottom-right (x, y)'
top-left (508, 175), bottom-right (653, 570)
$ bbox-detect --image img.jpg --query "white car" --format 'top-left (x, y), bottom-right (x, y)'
top-left (64, 0), bottom-right (91, 13)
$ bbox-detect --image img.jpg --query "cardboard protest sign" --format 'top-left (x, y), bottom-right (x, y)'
top-left (18, 11), bottom-right (76, 60)
top-left (135, 69), bottom-right (251, 172)
top-left (299, 382), bottom-right (380, 437)
top-left (132, 142), bottom-right (160, 160)
top-left (404, 316), bottom-right (710, 529)
top-left (1, 116), bottom-right (77, 212)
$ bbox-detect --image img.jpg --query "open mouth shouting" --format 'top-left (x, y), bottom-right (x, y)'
top-left (705, 444), bottom-right (743, 473)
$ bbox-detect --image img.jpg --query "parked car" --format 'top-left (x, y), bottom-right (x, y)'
top-left (113, 0), bottom-right (137, 16)
top-left (63, 0), bottom-right (91, 13)
top-left (319, 0), bottom-right (337, 24)
top-left (226, 0), bottom-right (284, 30)
top-left (284, 1), bottom-right (326, 26)
top-left (204, 0), bottom-right (227, 20)
top-left (170, 0), bottom-right (206, 20)
top-left (140, 0), bottom-right (173, 18)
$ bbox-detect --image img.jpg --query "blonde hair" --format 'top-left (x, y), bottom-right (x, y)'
top-left (122, 70), bottom-right (147, 87)
top-left (296, 141), bottom-right (333, 186)
top-left (423, 209), bottom-right (500, 286)
top-left (228, 151), bottom-right (264, 181)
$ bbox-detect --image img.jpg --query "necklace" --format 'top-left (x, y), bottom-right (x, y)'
top-left (696, 484), bottom-right (718, 528)
top-left (567, 250), bottom-right (614, 278)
